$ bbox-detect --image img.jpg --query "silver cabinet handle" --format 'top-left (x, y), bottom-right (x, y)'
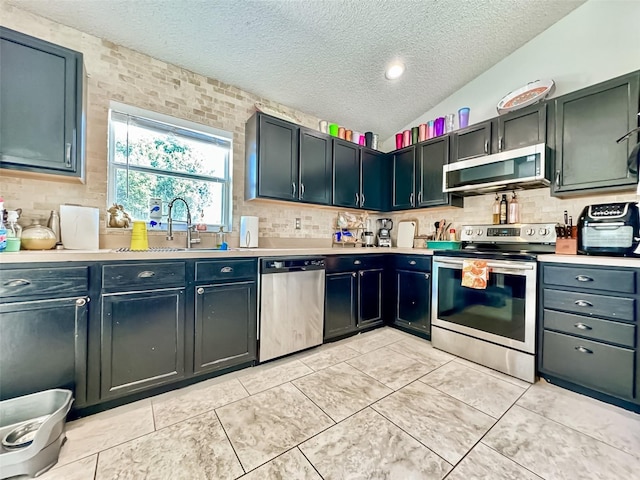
top-left (75, 297), bottom-right (87, 307)
top-left (484, 140), bottom-right (489, 154)
top-left (409, 260), bottom-right (417, 265)
top-left (359, 271), bottom-right (364, 276)
top-left (197, 287), bottom-right (204, 294)
top-left (417, 191), bottom-right (422, 204)
top-left (352, 272), bottom-right (356, 277)
top-left (353, 260), bottom-right (361, 265)
top-left (220, 266), bottom-right (233, 273)
top-left (555, 170), bottom-right (561, 187)
top-left (425, 273), bottom-right (430, 279)
top-left (575, 275), bottom-right (594, 282)
top-left (498, 136), bottom-right (503, 151)
top-left (3, 279), bottom-right (31, 287)
top-left (300, 182), bottom-right (305, 198)
top-left (360, 193), bottom-right (365, 207)
top-left (65, 142), bottom-right (72, 167)
top-left (410, 193), bottom-right (414, 207)
top-left (575, 346), bottom-right (593, 354)
top-left (354, 192), bottom-right (359, 206)
top-left (574, 300), bottom-right (593, 307)
top-left (574, 322), bottom-right (592, 330)
top-left (292, 182), bottom-right (296, 197)
top-left (137, 271), bottom-right (155, 278)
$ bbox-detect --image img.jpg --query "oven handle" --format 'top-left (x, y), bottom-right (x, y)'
top-left (434, 258), bottom-right (535, 272)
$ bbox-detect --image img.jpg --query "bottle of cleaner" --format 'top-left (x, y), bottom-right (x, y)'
top-left (0, 198), bottom-right (7, 252)
top-left (5, 211), bottom-right (22, 252)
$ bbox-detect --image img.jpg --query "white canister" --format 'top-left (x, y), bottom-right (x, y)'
top-left (240, 216), bottom-right (259, 248)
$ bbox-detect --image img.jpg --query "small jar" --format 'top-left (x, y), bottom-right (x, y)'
top-left (21, 222), bottom-right (57, 250)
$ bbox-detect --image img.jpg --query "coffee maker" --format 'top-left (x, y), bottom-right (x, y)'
top-left (377, 218), bottom-right (393, 247)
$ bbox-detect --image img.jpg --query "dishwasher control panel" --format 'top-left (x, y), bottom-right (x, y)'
top-left (261, 257), bottom-right (325, 273)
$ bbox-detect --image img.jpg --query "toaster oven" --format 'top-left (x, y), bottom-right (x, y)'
top-left (577, 202), bottom-right (640, 256)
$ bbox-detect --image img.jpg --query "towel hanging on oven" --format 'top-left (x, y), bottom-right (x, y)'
top-left (461, 259), bottom-right (489, 289)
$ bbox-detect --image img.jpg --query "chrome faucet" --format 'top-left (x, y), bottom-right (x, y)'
top-left (166, 197), bottom-right (201, 248)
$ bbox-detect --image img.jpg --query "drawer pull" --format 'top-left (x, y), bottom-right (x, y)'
top-left (424, 273), bottom-right (430, 279)
top-left (574, 322), bottom-right (592, 331)
top-left (574, 300), bottom-right (593, 307)
top-left (197, 287), bottom-right (204, 295)
top-left (575, 346), bottom-right (593, 354)
top-left (75, 298), bottom-right (87, 307)
top-left (352, 272), bottom-right (357, 277)
top-left (137, 271), bottom-right (156, 278)
top-left (409, 260), bottom-right (417, 265)
top-left (575, 275), bottom-right (594, 282)
top-left (353, 260), bottom-right (361, 265)
top-left (220, 266), bottom-right (233, 273)
top-left (3, 279), bottom-right (31, 287)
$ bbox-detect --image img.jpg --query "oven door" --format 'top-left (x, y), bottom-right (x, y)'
top-left (431, 256), bottom-right (537, 353)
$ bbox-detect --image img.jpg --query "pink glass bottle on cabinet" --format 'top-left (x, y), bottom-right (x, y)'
top-left (395, 133), bottom-right (403, 150)
top-left (427, 120), bottom-right (435, 139)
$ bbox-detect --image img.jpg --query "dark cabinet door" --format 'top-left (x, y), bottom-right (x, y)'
top-left (100, 289), bottom-right (186, 399)
top-left (451, 121), bottom-right (492, 162)
top-left (361, 149), bottom-right (389, 211)
top-left (257, 115), bottom-right (299, 200)
top-left (0, 27), bottom-right (84, 178)
top-left (497, 104), bottom-right (547, 152)
top-left (299, 128), bottom-right (332, 205)
top-left (392, 147), bottom-right (415, 209)
top-left (553, 72), bottom-right (639, 195)
top-left (0, 297), bottom-right (88, 405)
top-left (358, 268), bottom-right (384, 326)
top-left (416, 136), bottom-right (462, 208)
top-left (324, 271), bottom-right (357, 340)
top-left (194, 281), bottom-right (257, 374)
top-left (333, 139), bottom-right (361, 208)
top-left (394, 270), bottom-right (431, 334)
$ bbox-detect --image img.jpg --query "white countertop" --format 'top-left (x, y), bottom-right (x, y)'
top-left (0, 247), bottom-right (435, 264)
top-left (538, 254), bottom-right (640, 268)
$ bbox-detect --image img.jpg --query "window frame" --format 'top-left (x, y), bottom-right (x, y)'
top-left (107, 101), bottom-right (233, 231)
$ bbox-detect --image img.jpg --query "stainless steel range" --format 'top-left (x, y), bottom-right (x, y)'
top-left (431, 223), bottom-right (556, 383)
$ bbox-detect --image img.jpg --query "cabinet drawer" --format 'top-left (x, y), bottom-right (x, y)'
top-left (542, 330), bottom-right (634, 399)
top-left (325, 255), bottom-right (386, 273)
top-left (543, 265), bottom-right (635, 294)
top-left (393, 255), bottom-right (431, 272)
top-left (543, 288), bottom-right (635, 322)
top-left (102, 262), bottom-right (185, 291)
top-left (0, 267), bottom-right (88, 299)
top-left (195, 259), bottom-right (257, 282)
top-left (543, 309), bottom-right (635, 348)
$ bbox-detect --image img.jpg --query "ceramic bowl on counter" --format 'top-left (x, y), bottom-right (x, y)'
top-left (20, 223), bottom-right (57, 250)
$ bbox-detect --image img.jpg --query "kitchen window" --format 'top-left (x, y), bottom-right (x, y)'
top-left (107, 102), bottom-right (233, 230)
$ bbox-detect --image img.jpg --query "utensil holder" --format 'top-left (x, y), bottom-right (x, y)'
top-left (555, 238), bottom-right (577, 255)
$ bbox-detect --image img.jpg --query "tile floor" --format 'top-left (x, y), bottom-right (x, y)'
top-left (21, 327), bottom-right (640, 480)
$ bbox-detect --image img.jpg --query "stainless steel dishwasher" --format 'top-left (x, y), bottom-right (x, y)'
top-left (259, 257), bottom-right (325, 362)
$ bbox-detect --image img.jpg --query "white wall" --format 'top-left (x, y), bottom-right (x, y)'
top-left (382, 0), bottom-right (640, 151)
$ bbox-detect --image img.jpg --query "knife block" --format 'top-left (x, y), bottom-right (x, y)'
top-left (555, 238), bottom-right (577, 255)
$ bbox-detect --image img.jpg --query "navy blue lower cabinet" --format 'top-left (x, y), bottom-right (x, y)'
top-left (394, 269), bottom-right (431, 335)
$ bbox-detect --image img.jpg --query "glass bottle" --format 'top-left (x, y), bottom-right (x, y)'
top-left (21, 222), bottom-right (57, 250)
top-left (47, 210), bottom-right (61, 244)
top-left (216, 227), bottom-right (225, 249)
top-left (492, 194), bottom-right (500, 225)
top-left (0, 198), bottom-right (6, 252)
top-left (508, 191), bottom-right (520, 224)
top-left (499, 194), bottom-right (508, 224)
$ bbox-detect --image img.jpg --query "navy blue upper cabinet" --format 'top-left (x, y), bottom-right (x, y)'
top-left (332, 138), bottom-right (361, 208)
top-left (0, 27), bottom-right (85, 181)
top-left (392, 146), bottom-right (416, 209)
top-left (552, 71), bottom-right (639, 196)
top-left (360, 148), bottom-right (389, 211)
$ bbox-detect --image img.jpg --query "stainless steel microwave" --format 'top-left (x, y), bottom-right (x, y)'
top-left (443, 143), bottom-right (550, 195)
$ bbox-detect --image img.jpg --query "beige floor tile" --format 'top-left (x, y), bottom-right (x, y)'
top-left (216, 382), bottom-right (333, 471)
top-left (347, 346), bottom-right (437, 390)
top-left (293, 362), bottom-right (393, 422)
top-left (420, 361), bottom-right (526, 418)
top-left (446, 443), bottom-right (541, 480)
top-left (483, 405), bottom-right (640, 479)
top-left (373, 381), bottom-right (495, 464)
top-left (238, 359), bottom-right (312, 394)
top-left (14, 455), bottom-right (97, 480)
top-left (344, 328), bottom-right (405, 354)
top-left (152, 377), bottom-right (248, 429)
top-left (300, 408), bottom-right (452, 480)
top-left (94, 410), bottom-right (243, 480)
top-left (299, 343), bottom-right (360, 371)
top-left (56, 399), bottom-right (154, 467)
top-left (517, 380), bottom-right (640, 458)
top-left (453, 357), bottom-right (531, 389)
top-left (239, 448), bottom-right (321, 480)
top-left (386, 336), bottom-right (456, 369)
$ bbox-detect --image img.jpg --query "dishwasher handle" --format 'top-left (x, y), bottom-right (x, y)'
top-left (261, 257), bottom-right (326, 273)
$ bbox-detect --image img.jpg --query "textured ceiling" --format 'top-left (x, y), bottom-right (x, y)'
top-left (9, 0), bottom-right (584, 139)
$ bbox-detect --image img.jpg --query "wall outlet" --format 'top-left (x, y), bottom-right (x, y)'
top-left (295, 217), bottom-right (301, 230)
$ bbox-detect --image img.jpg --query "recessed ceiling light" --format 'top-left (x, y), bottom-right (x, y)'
top-left (385, 62), bottom-right (405, 80)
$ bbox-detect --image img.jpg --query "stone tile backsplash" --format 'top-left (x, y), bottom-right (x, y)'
top-left (0, 3), bottom-right (638, 249)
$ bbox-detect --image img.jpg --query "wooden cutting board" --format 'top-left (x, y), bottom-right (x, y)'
top-left (397, 221), bottom-right (416, 248)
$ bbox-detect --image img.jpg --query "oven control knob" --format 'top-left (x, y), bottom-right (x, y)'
top-left (476, 229), bottom-right (484, 236)
top-left (538, 227), bottom-right (549, 236)
top-left (526, 228), bottom-right (535, 236)
top-left (465, 228), bottom-right (474, 236)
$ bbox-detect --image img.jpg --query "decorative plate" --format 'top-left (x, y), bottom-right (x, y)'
top-left (497, 79), bottom-right (555, 115)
